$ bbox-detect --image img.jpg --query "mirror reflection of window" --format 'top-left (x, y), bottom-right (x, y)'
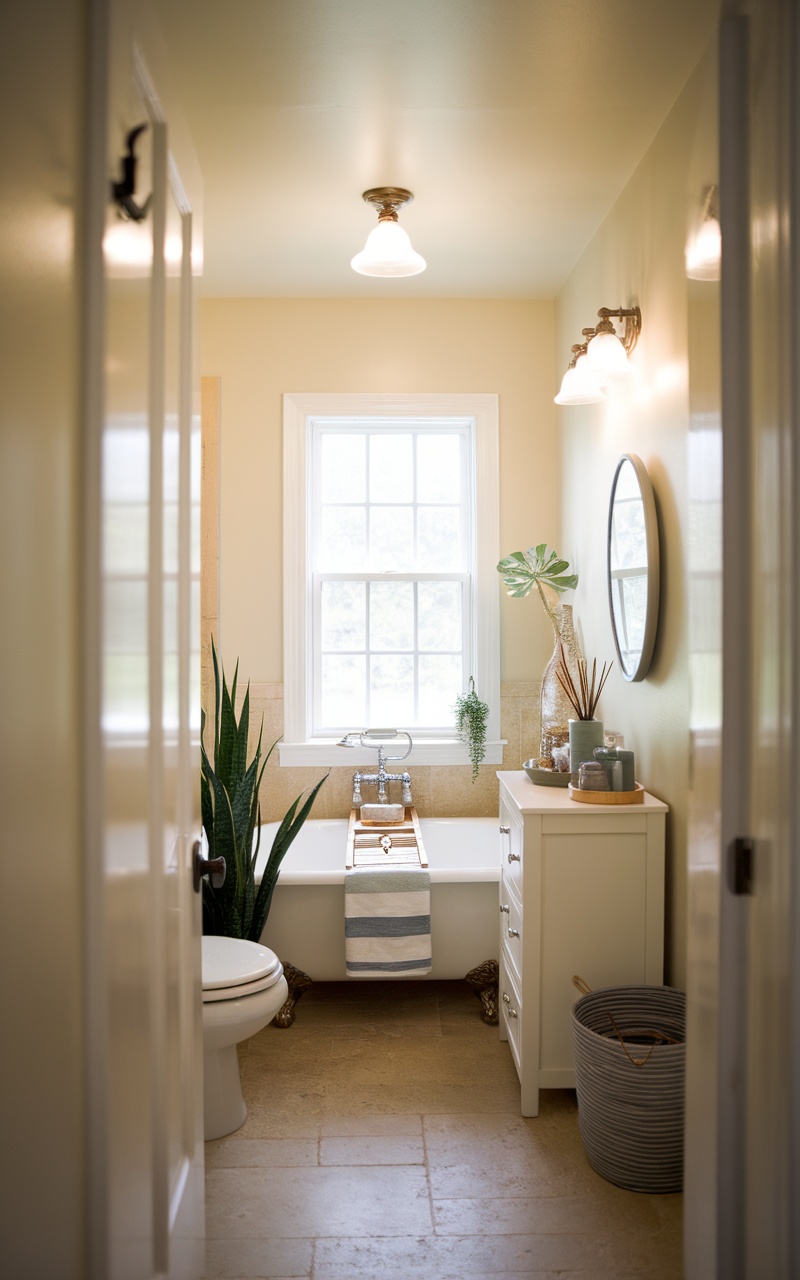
top-left (607, 454), bottom-right (660, 682)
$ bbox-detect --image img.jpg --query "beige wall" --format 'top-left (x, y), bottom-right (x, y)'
top-left (555, 46), bottom-right (718, 988)
top-left (200, 298), bottom-right (559, 817)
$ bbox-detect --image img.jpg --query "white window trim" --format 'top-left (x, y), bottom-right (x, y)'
top-left (281, 392), bottom-right (503, 767)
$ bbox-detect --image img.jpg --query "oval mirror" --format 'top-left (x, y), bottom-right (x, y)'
top-left (607, 453), bottom-right (660, 682)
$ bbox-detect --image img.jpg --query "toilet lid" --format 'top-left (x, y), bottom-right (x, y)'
top-left (202, 935), bottom-right (283, 991)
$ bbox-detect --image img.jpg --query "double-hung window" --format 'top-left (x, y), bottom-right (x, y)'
top-left (281, 393), bottom-right (501, 766)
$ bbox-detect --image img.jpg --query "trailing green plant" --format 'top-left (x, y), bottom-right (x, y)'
top-left (200, 640), bottom-right (327, 941)
top-left (496, 544), bottom-right (578, 628)
top-left (556, 646), bottom-right (613, 720)
top-left (455, 677), bottom-right (490, 782)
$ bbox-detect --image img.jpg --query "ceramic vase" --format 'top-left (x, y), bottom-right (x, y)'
top-left (568, 718), bottom-right (604, 781)
top-left (539, 604), bottom-right (582, 765)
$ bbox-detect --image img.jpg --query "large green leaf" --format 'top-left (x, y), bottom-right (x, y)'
top-left (497, 543), bottom-right (578, 598)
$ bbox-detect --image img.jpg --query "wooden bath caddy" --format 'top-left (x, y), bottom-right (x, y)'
top-left (345, 806), bottom-right (428, 869)
top-left (568, 782), bottom-right (645, 805)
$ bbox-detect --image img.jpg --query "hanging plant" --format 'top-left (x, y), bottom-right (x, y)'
top-left (455, 677), bottom-right (490, 782)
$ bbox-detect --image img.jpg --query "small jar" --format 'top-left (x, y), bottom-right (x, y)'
top-left (578, 761), bottom-right (609, 791)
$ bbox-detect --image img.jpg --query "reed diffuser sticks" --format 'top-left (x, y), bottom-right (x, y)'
top-left (556, 644), bottom-right (613, 720)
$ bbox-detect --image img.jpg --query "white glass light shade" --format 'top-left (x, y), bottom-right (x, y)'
top-left (554, 354), bottom-right (605, 405)
top-left (351, 218), bottom-right (426, 277)
top-left (686, 216), bottom-right (721, 280)
top-left (585, 330), bottom-right (633, 383)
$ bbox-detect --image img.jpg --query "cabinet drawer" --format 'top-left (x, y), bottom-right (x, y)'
top-left (499, 892), bottom-right (522, 985)
top-left (500, 964), bottom-right (523, 1064)
top-left (499, 812), bottom-right (523, 895)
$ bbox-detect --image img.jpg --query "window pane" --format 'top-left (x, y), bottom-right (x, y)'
top-left (369, 506), bottom-right (413, 570)
top-left (369, 434), bottom-right (412, 503)
top-left (103, 654), bottom-right (148, 733)
top-left (319, 506), bottom-right (366, 570)
top-left (418, 654), bottom-right (462, 726)
top-left (321, 655), bottom-right (365, 726)
top-left (370, 654), bottom-right (413, 725)
top-left (163, 421), bottom-right (180, 502)
top-left (320, 434), bottom-right (365, 503)
top-left (418, 581), bottom-right (461, 651)
top-left (104, 426), bottom-right (149, 502)
top-left (321, 581), bottom-right (366, 650)
top-left (164, 501), bottom-right (179, 574)
top-left (417, 507), bottom-right (461, 570)
top-left (105, 580), bottom-right (148, 652)
top-left (370, 581), bottom-right (414, 651)
top-left (103, 504), bottom-right (148, 574)
top-left (417, 434), bottom-right (461, 503)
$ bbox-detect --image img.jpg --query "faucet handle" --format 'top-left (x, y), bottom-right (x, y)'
top-left (352, 778), bottom-right (362, 806)
top-left (401, 778), bottom-right (412, 806)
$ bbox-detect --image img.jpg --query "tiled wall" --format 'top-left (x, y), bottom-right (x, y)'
top-left (240, 681), bottom-right (541, 822)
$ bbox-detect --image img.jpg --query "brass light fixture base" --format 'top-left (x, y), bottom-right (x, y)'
top-left (361, 187), bottom-right (415, 222)
top-left (595, 306), bottom-right (642, 356)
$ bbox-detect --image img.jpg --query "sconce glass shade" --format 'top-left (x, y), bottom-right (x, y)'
top-left (351, 219), bottom-right (427, 277)
top-left (585, 330), bottom-right (633, 383)
top-left (686, 216), bottom-right (721, 280)
top-left (554, 354), bottom-right (605, 405)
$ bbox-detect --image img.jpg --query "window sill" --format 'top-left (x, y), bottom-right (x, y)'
top-left (277, 739), bottom-right (507, 769)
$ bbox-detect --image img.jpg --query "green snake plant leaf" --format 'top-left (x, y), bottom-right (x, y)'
top-left (249, 771), bottom-right (330, 943)
top-left (201, 646), bottom-right (327, 941)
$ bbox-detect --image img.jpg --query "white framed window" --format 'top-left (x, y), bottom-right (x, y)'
top-left (281, 393), bottom-right (502, 767)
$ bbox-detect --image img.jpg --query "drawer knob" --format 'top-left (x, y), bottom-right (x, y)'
top-left (499, 825), bottom-right (510, 835)
top-left (507, 1007), bottom-right (518, 1019)
top-left (507, 928), bottom-right (520, 939)
top-left (507, 852), bottom-right (520, 863)
top-left (502, 991), bottom-right (510, 1004)
top-left (499, 904), bottom-right (510, 914)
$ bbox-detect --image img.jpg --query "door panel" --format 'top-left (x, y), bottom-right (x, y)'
top-left (98, 21), bottom-right (204, 1278)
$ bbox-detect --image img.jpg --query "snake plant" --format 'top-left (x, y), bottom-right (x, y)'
top-left (200, 640), bottom-right (327, 941)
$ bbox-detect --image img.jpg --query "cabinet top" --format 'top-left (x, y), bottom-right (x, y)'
top-left (496, 771), bottom-right (669, 814)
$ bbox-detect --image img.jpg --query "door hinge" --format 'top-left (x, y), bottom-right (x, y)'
top-left (732, 837), bottom-right (754, 895)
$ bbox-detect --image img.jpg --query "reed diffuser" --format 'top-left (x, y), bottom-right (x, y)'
top-left (556, 647), bottom-right (613, 778)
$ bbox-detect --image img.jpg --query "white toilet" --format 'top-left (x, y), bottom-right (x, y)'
top-left (201, 935), bottom-right (289, 1141)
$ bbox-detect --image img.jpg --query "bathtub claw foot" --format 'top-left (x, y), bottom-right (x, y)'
top-left (272, 963), bottom-right (313, 1028)
top-left (464, 959), bottom-right (499, 1026)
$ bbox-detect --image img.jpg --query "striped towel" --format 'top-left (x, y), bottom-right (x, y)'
top-left (344, 866), bottom-right (432, 977)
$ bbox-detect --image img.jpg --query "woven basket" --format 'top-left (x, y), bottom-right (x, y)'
top-left (571, 983), bottom-right (686, 1193)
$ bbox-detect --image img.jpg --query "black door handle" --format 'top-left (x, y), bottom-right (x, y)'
top-left (192, 838), bottom-right (226, 893)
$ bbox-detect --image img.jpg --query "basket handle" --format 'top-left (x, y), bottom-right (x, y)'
top-left (572, 974), bottom-right (592, 996)
top-left (605, 1011), bottom-right (681, 1067)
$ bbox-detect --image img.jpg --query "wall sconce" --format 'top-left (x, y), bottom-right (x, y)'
top-left (583, 307), bottom-right (642, 383)
top-left (685, 184), bottom-right (721, 281)
top-left (350, 187), bottom-right (427, 277)
top-left (554, 343), bottom-right (606, 405)
top-left (554, 306), bottom-right (642, 406)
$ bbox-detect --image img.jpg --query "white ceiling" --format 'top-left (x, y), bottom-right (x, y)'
top-left (157, 0), bottom-right (720, 298)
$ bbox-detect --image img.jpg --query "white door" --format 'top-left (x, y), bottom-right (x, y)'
top-left (685, 2), bottom-right (800, 1276)
top-left (90, 16), bottom-right (204, 1277)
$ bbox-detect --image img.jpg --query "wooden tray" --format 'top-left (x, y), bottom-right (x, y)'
top-left (345, 806), bottom-right (428, 868)
top-left (568, 782), bottom-right (645, 805)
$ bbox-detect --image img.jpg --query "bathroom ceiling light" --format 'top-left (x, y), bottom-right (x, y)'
top-left (686, 184), bottom-right (721, 280)
top-left (584, 307), bottom-right (642, 383)
top-left (554, 344), bottom-right (606, 405)
top-left (350, 187), bottom-right (427, 277)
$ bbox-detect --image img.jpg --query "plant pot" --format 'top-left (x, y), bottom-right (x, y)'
top-left (569, 718), bottom-right (604, 781)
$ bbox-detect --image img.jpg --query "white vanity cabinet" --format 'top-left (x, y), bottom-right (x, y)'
top-left (496, 771), bottom-right (667, 1116)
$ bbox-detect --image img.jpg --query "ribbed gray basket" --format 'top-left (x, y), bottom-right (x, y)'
top-left (571, 984), bottom-right (686, 1194)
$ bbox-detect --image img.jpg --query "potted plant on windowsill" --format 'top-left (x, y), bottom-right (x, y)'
top-left (455, 677), bottom-right (490, 782)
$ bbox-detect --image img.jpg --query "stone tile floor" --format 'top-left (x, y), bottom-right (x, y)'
top-left (204, 980), bottom-right (682, 1279)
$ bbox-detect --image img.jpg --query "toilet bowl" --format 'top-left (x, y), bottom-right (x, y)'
top-left (202, 935), bottom-right (288, 1140)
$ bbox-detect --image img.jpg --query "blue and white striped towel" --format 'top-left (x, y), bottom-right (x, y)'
top-left (344, 866), bottom-right (432, 977)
